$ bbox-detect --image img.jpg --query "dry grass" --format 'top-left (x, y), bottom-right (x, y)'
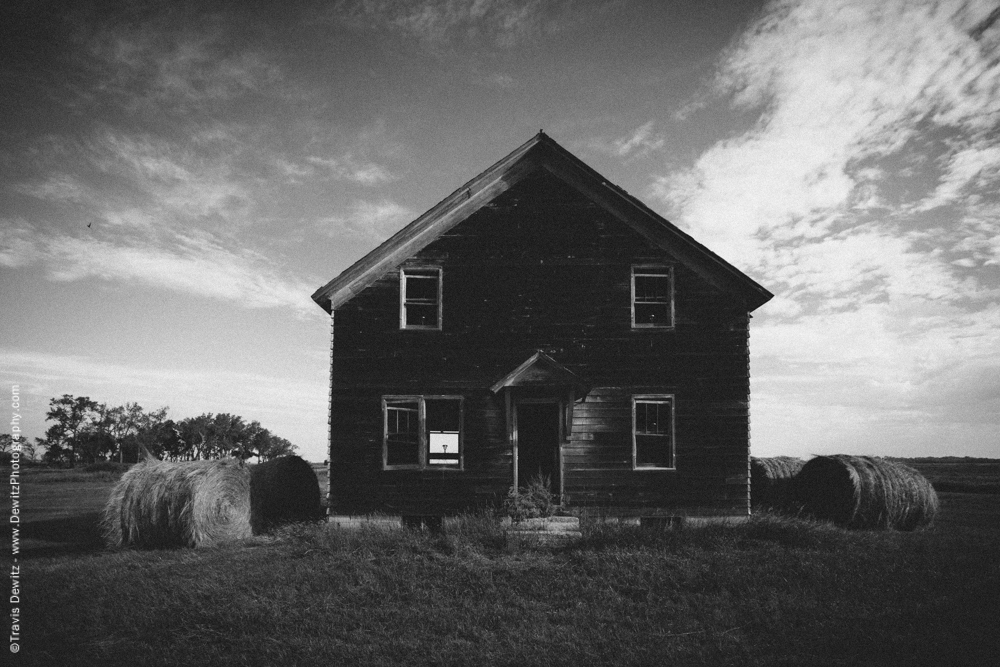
top-left (793, 455), bottom-right (939, 530)
top-left (249, 455), bottom-right (323, 533)
top-left (101, 458), bottom-right (252, 548)
top-left (750, 456), bottom-right (804, 509)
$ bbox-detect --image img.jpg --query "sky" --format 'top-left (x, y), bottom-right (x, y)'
top-left (2, 0), bottom-right (999, 462)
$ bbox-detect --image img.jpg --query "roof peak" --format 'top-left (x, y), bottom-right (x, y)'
top-left (311, 134), bottom-right (772, 313)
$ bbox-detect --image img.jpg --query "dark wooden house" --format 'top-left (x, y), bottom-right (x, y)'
top-left (312, 132), bottom-right (772, 519)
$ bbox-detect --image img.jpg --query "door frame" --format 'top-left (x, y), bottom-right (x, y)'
top-left (511, 397), bottom-right (564, 500)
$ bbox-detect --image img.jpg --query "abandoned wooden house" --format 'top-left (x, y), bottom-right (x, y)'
top-left (312, 132), bottom-right (772, 520)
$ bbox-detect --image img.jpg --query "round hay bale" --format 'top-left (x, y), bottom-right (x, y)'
top-left (249, 455), bottom-right (322, 533)
top-left (750, 456), bottom-right (804, 510)
top-left (101, 458), bottom-right (252, 549)
top-left (793, 455), bottom-right (938, 530)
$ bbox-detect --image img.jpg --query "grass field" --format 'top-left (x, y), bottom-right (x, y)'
top-left (9, 460), bottom-right (1000, 666)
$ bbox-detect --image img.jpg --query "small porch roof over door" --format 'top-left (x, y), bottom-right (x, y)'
top-left (490, 351), bottom-right (589, 395)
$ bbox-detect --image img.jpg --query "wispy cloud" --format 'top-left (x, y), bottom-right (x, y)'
top-left (331, 0), bottom-right (616, 48)
top-left (83, 18), bottom-right (282, 113)
top-left (0, 221), bottom-right (318, 317)
top-left (304, 154), bottom-right (395, 184)
top-left (652, 0), bottom-right (1000, 455)
top-left (614, 121), bottom-right (665, 157)
top-left (317, 199), bottom-right (414, 240)
top-left (584, 121), bottom-right (666, 160)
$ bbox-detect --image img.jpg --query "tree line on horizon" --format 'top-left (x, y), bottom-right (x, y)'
top-left (1, 394), bottom-right (297, 466)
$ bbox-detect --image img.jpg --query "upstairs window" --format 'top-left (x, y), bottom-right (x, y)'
top-left (401, 267), bottom-right (442, 330)
top-left (383, 396), bottom-right (462, 469)
top-left (632, 266), bottom-right (673, 328)
top-left (633, 396), bottom-right (675, 469)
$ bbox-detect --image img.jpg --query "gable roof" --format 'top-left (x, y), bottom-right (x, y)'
top-left (490, 351), bottom-right (589, 395)
top-left (312, 132), bottom-right (773, 313)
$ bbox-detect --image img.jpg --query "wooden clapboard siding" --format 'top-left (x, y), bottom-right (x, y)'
top-left (327, 167), bottom-right (759, 516)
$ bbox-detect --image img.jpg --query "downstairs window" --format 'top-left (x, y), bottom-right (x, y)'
top-left (633, 396), bottom-right (675, 469)
top-left (383, 396), bottom-right (462, 469)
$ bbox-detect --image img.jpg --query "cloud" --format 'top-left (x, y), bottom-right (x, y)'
top-left (304, 155), bottom-right (395, 184)
top-left (317, 199), bottom-right (414, 240)
top-left (653, 0), bottom-right (1000, 457)
top-left (585, 121), bottom-right (666, 159)
top-left (0, 221), bottom-right (319, 317)
top-left (82, 17), bottom-right (282, 113)
top-left (614, 121), bottom-right (665, 158)
top-left (655, 0), bottom-right (1000, 264)
top-left (331, 0), bottom-right (614, 48)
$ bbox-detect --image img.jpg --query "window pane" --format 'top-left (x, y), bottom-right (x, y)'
top-left (386, 402), bottom-right (419, 466)
top-left (425, 399), bottom-right (460, 432)
top-left (636, 434), bottom-right (671, 468)
top-left (634, 274), bottom-right (669, 302)
top-left (405, 274), bottom-right (438, 301)
top-left (635, 402), bottom-right (647, 433)
top-left (387, 437), bottom-right (420, 466)
top-left (426, 399), bottom-right (460, 466)
top-left (635, 302), bottom-right (670, 326)
top-left (405, 303), bottom-right (438, 327)
top-left (636, 401), bottom-right (668, 434)
top-left (428, 432), bottom-right (459, 465)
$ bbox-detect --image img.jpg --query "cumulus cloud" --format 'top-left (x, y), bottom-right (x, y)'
top-left (653, 0), bottom-right (1000, 456)
top-left (656, 0), bottom-right (1000, 262)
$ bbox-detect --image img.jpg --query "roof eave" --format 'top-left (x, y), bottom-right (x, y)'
top-left (311, 133), bottom-right (549, 314)
top-left (312, 131), bottom-right (773, 314)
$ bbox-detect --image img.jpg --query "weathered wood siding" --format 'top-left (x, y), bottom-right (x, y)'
top-left (329, 169), bottom-right (751, 516)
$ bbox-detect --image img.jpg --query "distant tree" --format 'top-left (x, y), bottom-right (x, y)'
top-left (130, 406), bottom-right (170, 459)
top-left (151, 420), bottom-right (184, 461)
top-left (75, 429), bottom-right (116, 464)
top-left (2, 434), bottom-right (37, 461)
top-left (260, 435), bottom-right (297, 461)
top-left (20, 438), bottom-right (38, 462)
top-left (41, 439), bottom-right (69, 465)
top-left (176, 413), bottom-right (214, 460)
top-left (45, 395), bottom-right (100, 467)
top-left (98, 402), bottom-right (146, 461)
top-left (167, 413), bottom-right (297, 461)
top-left (210, 413), bottom-right (247, 459)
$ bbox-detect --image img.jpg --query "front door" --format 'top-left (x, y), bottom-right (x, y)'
top-left (516, 401), bottom-right (561, 496)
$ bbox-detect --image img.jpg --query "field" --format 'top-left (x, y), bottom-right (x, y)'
top-left (8, 460), bottom-right (1000, 666)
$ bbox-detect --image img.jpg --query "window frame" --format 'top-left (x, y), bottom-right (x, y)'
top-left (631, 265), bottom-right (674, 330)
top-left (382, 395), bottom-right (464, 470)
top-left (400, 266), bottom-right (443, 331)
top-left (632, 395), bottom-right (676, 471)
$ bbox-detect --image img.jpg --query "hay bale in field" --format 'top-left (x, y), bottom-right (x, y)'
top-left (750, 456), bottom-right (804, 510)
top-left (793, 455), bottom-right (938, 530)
top-left (101, 458), bottom-right (252, 549)
top-left (249, 455), bottom-right (322, 533)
